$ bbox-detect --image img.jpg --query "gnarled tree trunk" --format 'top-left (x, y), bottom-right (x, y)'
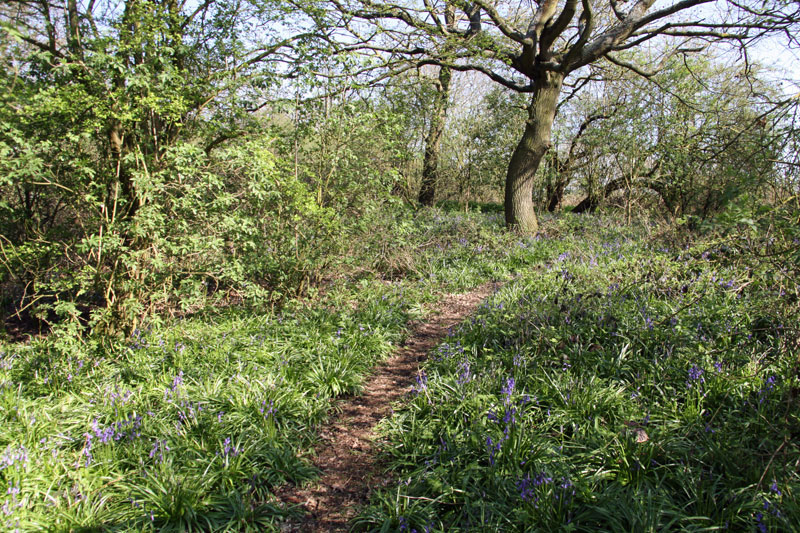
top-left (505, 71), bottom-right (563, 232)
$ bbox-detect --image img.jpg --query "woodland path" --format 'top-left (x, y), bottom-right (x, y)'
top-left (277, 282), bottom-right (498, 532)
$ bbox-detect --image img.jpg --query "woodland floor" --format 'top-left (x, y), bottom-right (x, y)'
top-left (277, 282), bottom-right (498, 532)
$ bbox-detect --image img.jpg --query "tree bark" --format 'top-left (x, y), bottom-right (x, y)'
top-left (546, 158), bottom-right (568, 212)
top-left (505, 70), bottom-right (563, 232)
top-left (66, 0), bottom-right (82, 59)
top-left (546, 180), bottom-right (565, 212)
top-left (418, 65), bottom-right (452, 206)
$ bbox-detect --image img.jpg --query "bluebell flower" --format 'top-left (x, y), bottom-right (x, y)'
top-left (220, 437), bottom-right (241, 458)
top-left (686, 365), bottom-right (704, 388)
top-left (755, 512), bottom-right (767, 533)
top-left (502, 377), bottom-right (515, 403)
top-left (260, 399), bottom-right (276, 418)
top-left (412, 372), bottom-right (428, 395)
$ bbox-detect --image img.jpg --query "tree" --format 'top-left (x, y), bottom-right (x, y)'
top-left (568, 56), bottom-right (786, 219)
top-left (0, 0), bottom-right (320, 331)
top-left (326, 0), bottom-right (799, 231)
top-left (418, 64), bottom-right (453, 205)
top-left (418, 4), bottom-right (458, 206)
top-left (543, 108), bottom-right (612, 211)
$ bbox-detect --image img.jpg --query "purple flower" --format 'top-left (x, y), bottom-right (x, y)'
top-left (260, 399), bottom-right (276, 419)
top-left (412, 372), bottom-right (428, 395)
top-left (150, 439), bottom-right (169, 463)
top-left (516, 475), bottom-right (536, 502)
top-left (755, 512), bottom-right (767, 533)
top-left (172, 371), bottom-right (184, 390)
top-left (486, 436), bottom-right (501, 466)
top-left (686, 365), bottom-right (704, 388)
top-left (516, 470), bottom-right (554, 503)
top-left (502, 407), bottom-right (517, 426)
top-left (81, 434), bottom-right (93, 467)
top-left (0, 446), bottom-right (29, 471)
top-left (456, 360), bottom-right (471, 385)
top-left (502, 377), bottom-right (515, 403)
top-left (220, 437), bottom-right (241, 458)
top-left (759, 375), bottom-right (777, 404)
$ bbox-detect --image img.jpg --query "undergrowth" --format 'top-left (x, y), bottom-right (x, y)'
top-left (4, 207), bottom-right (797, 531)
top-left (358, 213), bottom-right (800, 532)
top-left (0, 206), bottom-right (541, 531)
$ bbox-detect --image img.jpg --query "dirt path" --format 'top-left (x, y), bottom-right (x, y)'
top-left (277, 283), bottom-right (497, 532)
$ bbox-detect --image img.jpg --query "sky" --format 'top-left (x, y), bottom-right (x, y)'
top-left (752, 39), bottom-right (800, 96)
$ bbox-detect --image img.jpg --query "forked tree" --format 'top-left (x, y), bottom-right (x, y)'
top-left (326, 0), bottom-right (798, 231)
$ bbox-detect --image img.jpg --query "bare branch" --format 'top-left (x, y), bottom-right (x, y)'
top-left (422, 0), bottom-right (446, 35)
top-left (563, 0), bottom-right (595, 68)
top-left (419, 58), bottom-right (534, 92)
top-left (576, 0), bottom-right (713, 70)
top-left (605, 52), bottom-right (658, 77)
top-left (472, 0), bottom-right (530, 44)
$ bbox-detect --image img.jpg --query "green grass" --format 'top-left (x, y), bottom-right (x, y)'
top-left (4, 208), bottom-right (797, 531)
top-left (0, 206), bottom-right (543, 531)
top-left (357, 213), bottom-right (800, 532)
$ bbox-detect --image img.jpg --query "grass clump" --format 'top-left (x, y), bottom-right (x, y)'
top-left (358, 213), bottom-right (799, 532)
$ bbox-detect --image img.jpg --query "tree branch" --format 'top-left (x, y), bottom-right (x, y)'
top-left (472, 0), bottom-right (530, 44)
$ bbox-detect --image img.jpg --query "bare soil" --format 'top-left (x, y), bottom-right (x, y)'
top-left (277, 283), bottom-right (497, 532)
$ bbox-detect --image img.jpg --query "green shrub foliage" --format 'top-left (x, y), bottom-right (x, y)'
top-left (0, 0), bottom-right (336, 335)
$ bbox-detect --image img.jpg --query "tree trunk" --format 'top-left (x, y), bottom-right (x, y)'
top-left (547, 180), bottom-right (566, 211)
top-left (108, 121), bottom-right (139, 220)
top-left (505, 71), bottom-right (563, 232)
top-left (546, 159), bottom-right (568, 212)
top-left (573, 160), bottom-right (667, 214)
top-left (418, 66), bottom-right (452, 206)
top-left (572, 194), bottom-right (595, 214)
top-left (66, 0), bottom-right (83, 59)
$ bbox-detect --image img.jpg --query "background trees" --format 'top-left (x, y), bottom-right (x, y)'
top-left (556, 55), bottom-right (786, 220)
top-left (324, 0), bottom-right (799, 230)
top-left (1, 0), bottom-right (798, 337)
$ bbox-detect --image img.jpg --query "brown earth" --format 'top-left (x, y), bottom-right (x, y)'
top-left (277, 282), bottom-right (497, 532)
